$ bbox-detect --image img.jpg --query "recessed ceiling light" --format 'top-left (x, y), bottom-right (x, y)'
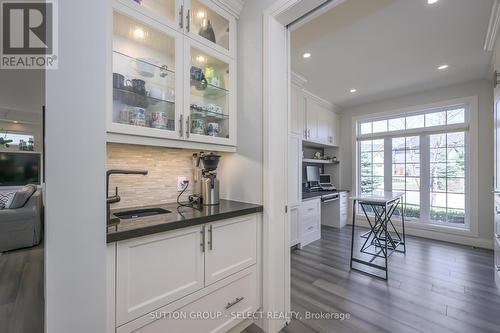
top-left (427, 0), bottom-right (439, 4)
top-left (350, 89), bottom-right (357, 93)
top-left (438, 64), bottom-right (449, 70)
top-left (303, 53), bottom-right (311, 59)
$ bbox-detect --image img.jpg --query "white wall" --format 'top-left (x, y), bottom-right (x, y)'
top-left (217, 0), bottom-right (273, 205)
top-left (339, 79), bottom-right (494, 243)
top-left (45, 0), bottom-right (108, 332)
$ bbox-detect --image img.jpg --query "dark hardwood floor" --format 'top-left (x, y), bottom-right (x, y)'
top-left (245, 225), bottom-right (500, 333)
top-left (0, 245), bottom-right (44, 333)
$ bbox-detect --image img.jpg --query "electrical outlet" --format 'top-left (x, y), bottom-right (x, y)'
top-left (177, 176), bottom-right (188, 191)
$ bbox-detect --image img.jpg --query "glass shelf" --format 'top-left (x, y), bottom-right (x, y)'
top-left (114, 88), bottom-right (174, 106)
top-left (190, 79), bottom-right (229, 99)
top-left (190, 105), bottom-right (229, 120)
top-left (113, 50), bottom-right (175, 76)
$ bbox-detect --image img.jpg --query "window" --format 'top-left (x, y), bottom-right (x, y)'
top-left (356, 105), bottom-right (468, 228)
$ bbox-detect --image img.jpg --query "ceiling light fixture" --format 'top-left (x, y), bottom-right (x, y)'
top-left (427, 0), bottom-right (439, 4)
top-left (437, 64), bottom-right (449, 70)
top-left (350, 89), bottom-right (357, 93)
top-left (196, 55), bottom-right (206, 63)
top-left (303, 52), bottom-right (311, 59)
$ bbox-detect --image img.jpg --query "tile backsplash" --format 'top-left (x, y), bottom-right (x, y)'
top-left (107, 143), bottom-right (196, 209)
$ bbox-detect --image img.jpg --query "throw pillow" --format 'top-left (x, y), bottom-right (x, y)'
top-left (9, 184), bottom-right (37, 209)
top-left (0, 191), bottom-right (15, 209)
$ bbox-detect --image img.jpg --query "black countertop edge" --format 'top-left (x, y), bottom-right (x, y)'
top-left (106, 203), bottom-right (263, 243)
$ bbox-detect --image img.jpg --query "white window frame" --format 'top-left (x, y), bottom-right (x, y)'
top-left (351, 96), bottom-right (479, 237)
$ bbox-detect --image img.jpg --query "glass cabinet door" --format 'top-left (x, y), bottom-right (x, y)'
top-left (112, 10), bottom-right (180, 138)
top-left (121, 0), bottom-right (178, 28)
top-left (187, 0), bottom-right (232, 56)
top-left (186, 43), bottom-right (232, 143)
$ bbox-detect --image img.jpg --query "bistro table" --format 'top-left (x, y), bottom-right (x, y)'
top-left (349, 191), bottom-right (406, 280)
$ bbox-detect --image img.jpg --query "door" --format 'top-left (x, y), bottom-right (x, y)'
top-left (116, 226), bottom-right (204, 325)
top-left (290, 84), bottom-right (305, 136)
top-left (184, 0), bottom-right (236, 58)
top-left (288, 134), bottom-right (302, 206)
top-left (184, 38), bottom-right (235, 146)
top-left (110, 5), bottom-right (184, 140)
top-left (204, 215), bottom-right (257, 285)
top-left (495, 87), bottom-right (500, 190)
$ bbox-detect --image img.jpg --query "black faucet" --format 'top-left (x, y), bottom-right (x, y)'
top-left (106, 169), bottom-right (148, 224)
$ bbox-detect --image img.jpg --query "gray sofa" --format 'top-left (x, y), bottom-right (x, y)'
top-left (0, 190), bottom-right (43, 252)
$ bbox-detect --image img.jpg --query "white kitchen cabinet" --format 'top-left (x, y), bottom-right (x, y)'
top-left (321, 191), bottom-right (348, 228)
top-left (290, 83), bottom-right (305, 136)
top-left (288, 134), bottom-right (302, 207)
top-left (299, 198), bottom-right (321, 247)
top-left (290, 206), bottom-right (300, 247)
top-left (108, 0), bottom-right (238, 150)
top-left (204, 215), bottom-right (257, 285)
top-left (115, 225), bottom-right (205, 325)
top-left (303, 93), bottom-right (339, 147)
top-left (494, 76), bottom-right (500, 291)
top-left (110, 213), bottom-right (262, 332)
top-left (305, 97), bottom-right (321, 142)
top-left (117, 266), bottom-right (259, 333)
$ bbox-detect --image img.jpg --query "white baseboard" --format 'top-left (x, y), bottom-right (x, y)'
top-left (349, 218), bottom-right (493, 250)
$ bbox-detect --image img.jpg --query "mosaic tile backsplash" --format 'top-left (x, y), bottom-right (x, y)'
top-left (107, 143), bottom-right (197, 209)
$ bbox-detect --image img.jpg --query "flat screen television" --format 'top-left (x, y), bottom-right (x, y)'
top-left (0, 152), bottom-right (41, 186)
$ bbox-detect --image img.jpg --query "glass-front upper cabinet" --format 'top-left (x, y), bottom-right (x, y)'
top-left (118, 0), bottom-right (179, 30)
top-left (185, 0), bottom-right (235, 58)
top-left (111, 7), bottom-right (183, 139)
top-left (185, 39), bottom-right (234, 145)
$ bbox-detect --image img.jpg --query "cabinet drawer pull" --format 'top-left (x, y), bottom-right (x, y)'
top-left (208, 225), bottom-right (213, 250)
top-left (179, 114), bottom-right (184, 137)
top-left (179, 5), bottom-right (184, 29)
top-left (186, 115), bottom-right (190, 138)
top-left (186, 9), bottom-right (191, 32)
top-left (200, 226), bottom-right (205, 253)
top-left (307, 226), bottom-right (315, 231)
top-left (225, 297), bottom-right (244, 309)
top-left (307, 208), bottom-right (315, 211)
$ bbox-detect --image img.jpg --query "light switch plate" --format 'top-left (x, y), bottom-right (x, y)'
top-left (177, 176), bottom-right (188, 191)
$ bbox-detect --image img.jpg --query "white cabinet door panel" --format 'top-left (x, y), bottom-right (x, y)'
top-left (290, 84), bottom-right (305, 136)
top-left (116, 226), bottom-right (204, 325)
top-left (205, 215), bottom-right (257, 285)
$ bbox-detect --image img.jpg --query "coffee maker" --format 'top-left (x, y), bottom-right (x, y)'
top-left (193, 152), bottom-right (221, 206)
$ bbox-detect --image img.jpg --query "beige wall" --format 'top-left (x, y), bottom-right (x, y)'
top-left (107, 143), bottom-right (199, 209)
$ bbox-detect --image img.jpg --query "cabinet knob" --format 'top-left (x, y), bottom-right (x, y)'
top-left (225, 297), bottom-right (244, 309)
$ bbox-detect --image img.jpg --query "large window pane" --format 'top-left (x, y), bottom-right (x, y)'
top-left (430, 134), bottom-right (446, 148)
top-left (447, 132), bottom-right (464, 147)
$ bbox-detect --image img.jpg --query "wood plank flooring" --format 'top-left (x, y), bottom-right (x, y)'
top-left (244, 225), bottom-right (500, 333)
top-left (0, 245), bottom-right (44, 333)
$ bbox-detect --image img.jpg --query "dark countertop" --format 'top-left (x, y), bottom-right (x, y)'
top-left (107, 199), bottom-right (263, 243)
top-left (302, 189), bottom-right (350, 200)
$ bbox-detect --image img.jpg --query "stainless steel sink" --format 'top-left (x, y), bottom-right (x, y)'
top-left (114, 208), bottom-right (171, 219)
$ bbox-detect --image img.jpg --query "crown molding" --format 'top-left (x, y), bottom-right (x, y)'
top-left (211, 0), bottom-right (244, 19)
top-left (291, 71), bottom-right (307, 87)
top-left (485, 0), bottom-right (500, 51)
